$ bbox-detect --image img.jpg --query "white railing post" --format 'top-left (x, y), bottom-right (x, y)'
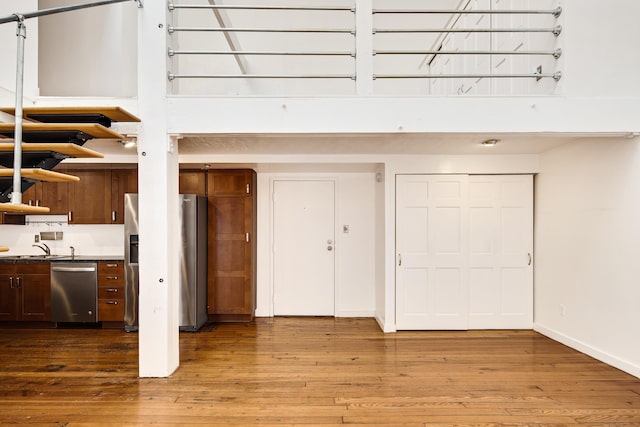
top-left (355, 0), bottom-right (373, 95)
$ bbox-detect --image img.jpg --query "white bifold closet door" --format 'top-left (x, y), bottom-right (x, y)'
top-left (396, 174), bottom-right (533, 330)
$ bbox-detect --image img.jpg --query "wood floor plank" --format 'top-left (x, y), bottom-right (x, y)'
top-left (0, 317), bottom-right (639, 426)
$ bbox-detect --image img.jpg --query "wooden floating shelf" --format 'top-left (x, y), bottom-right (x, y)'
top-left (0, 168), bottom-right (80, 182)
top-left (0, 142), bottom-right (104, 158)
top-left (0, 203), bottom-right (50, 214)
top-left (0, 122), bottom-right (124, 140)
top-left (0, 106), bottom-right (141, 123)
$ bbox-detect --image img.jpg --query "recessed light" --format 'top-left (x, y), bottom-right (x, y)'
top-left (481, 139), bottom-right (499, 147)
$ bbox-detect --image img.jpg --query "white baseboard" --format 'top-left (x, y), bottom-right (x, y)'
top-left (335, 310), bottom-right (375, 318)
top-left (534, 323), bottom-right (640, 379)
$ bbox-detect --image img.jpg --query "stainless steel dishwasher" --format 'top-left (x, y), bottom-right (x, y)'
top-left (50, 263), bottom-right (98, 323)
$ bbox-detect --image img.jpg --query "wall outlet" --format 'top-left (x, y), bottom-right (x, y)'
top-left (34, 234), bottom-right (39, 243)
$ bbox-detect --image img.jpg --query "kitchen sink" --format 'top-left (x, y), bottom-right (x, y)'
top-left (15, 255), bottom-right (71, 260)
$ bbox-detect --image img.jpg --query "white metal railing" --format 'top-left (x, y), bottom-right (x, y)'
top-left (167, 1), bottom-right (357, 94)
top-left (167, 0), bottom-right (563, 96)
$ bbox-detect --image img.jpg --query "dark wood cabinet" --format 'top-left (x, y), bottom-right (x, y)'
top-left (207, 169), bottom-right (256, 322)
top-left (111, 169), bottom-right (138, 224)
top-left (97, 261), bottom-right (125, 326)
top-left (67, 168), bottom-right (137, 224)
top-left (179, 170), bottom-right (207, 196)
top-left (207, 170), bottom-right (253, 197)
top-left (68, 169), bottom-right (112, 224)
top-left (0, 262), bottom-right (51, 322)
top-left (22, 181), bottom-right (69, 214)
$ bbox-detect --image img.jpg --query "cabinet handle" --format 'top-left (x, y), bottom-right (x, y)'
top-left (106, 301), bottom-right (119, 305)
top-left (106, 276), bottom-right (119, 280)
top-left (245, 232), bottom-right (250, 243)
top-left (9, 277), bottom-right (13, 289)
top-left (246, 183), bottom-right (250, 194)
top-left (16, 277), bottom-right (21, 289)
top-left (35, 200), bottom-right (40, 207)
top-left (68, 211), bottom-right (72, 222)
top-left (106, 288), bottom-right (119, 293)
top-left (106, 263), bottom-right (119, 268)
top-left (112, 211), bottom-right (116, 222)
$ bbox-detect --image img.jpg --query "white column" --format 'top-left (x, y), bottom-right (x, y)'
top-left (355, 0), bottom-right (373, 95)
top-left (137, 1), bottom-right (180, 378)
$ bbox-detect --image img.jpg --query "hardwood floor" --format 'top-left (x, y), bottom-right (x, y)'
top-left (1, 317), bottom-right (639, 426)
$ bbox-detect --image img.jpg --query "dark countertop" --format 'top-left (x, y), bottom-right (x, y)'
top-left (0, 255), bottom-right (124, 263)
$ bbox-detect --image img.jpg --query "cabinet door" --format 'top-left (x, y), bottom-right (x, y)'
top-left (208, 197), bottom-right (253, 315)
top-left (39, 181), bottom-right (69, 214)
top-left (179, 170), bottom-right (207, 196)
top-left (18, 262), bottom-right (50, 321)
top-left (68, 170), bottom-right (111, 224)
top-left (111, 169), bottom-right (138, 224)
top-left (0, 269), bottom-right (18, 321)
top-left (207, 170), bottom-right (252, 197)
top-left (20, 274), bottom-right (51, 321)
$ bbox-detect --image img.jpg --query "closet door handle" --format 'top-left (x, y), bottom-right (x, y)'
top-left (527, 253), bottom-right (532, 266)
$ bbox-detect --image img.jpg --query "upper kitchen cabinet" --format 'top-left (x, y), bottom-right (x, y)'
top-left (179, 170), bottom-right (207, 196)
top-left (68, 169), bottom-right (111, 224)
top-left (207, 170), bottom-right (253, 197)
top-left (68, 168), bottom-right (137, 224)
top-left (111, 169), bottom-right (138, 224)
top-left (22, 181), bottom-right (70, 214)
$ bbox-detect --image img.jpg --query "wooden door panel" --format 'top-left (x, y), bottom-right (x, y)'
top-left (207, 170), bottom-right (251, 196)
top-left (39, 181), bottom-right (69, 214)
top-left (208, 194), bottom-right (253, 317)
top-left (111, 169), bottom-right (137, 224)
top-left (179, 170), bottom-right (206, 196)
top-left (20, 274), bottom-right (51, 321)
top-left (0, 272), bottom-right (18, 321)
top-left (68, 170), bottom-right (111, 224)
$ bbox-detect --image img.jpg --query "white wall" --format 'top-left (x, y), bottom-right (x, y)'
top-left (562, 0), bottom-right (640, 98)
top-left (38, 0), bottom-right (137, 97)
top-left (535, 137), bottom-right (640, 378)
top-left (255, 171), bottom-right (376, 317)
top-left (0, 216), bottom-right (123, 257)
top-left (0, 1), bottom-right (39, 105)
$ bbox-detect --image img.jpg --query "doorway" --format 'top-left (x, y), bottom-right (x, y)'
top-left (272, 180), bottom-right (336, 315)
top-left (395, 174), bottom-right (533, 330)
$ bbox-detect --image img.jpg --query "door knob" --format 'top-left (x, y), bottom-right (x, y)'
top-left (327, 246), bottom-right (333, 251)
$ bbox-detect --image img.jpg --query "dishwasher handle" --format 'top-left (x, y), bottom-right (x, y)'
top-left (51, 266), bottom-right (97, 273)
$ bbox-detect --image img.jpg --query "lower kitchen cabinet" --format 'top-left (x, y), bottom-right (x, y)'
top-left (97, 261), bottom-right (125, 326)
top-left (0, 262), bottom-right (51, 322)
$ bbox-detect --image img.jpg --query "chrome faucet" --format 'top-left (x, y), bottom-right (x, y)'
top-left (70, 246), bottom-right (75, 260)
top-left (32, 243), bottom-right (51, 256)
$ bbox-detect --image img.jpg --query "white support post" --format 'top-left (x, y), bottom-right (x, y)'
top-left (11, 15), bottom-right (26, 205)
top-left (355, 0), bottom-right (373, 95)
top-left (137, 1), bottom-right (180, 378)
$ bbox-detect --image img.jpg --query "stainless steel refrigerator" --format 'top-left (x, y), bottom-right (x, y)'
top-left (124, 193), bottom-right (208, 332)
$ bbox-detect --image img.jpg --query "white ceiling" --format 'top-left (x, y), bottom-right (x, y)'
top-left (177, 132), bottom-right (594, 156)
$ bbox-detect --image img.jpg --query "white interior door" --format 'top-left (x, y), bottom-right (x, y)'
top-left (396, 175), bottom-right (469, 330)
top-left (273, 180), bottom-right (335, 315)
top-left (468, 175), bottom-right (533, 329)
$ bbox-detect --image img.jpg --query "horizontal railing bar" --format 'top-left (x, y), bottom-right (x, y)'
top-left (375, 49), bottom-right (562, 58)
top-left (0, 0), bottom-right (138, 25)
top-left (168, 26), bottom-right (354, 34)
top-left (168, 73), bottom-right (356, 80)
top-left (373, 7), bottom-right (562, 17)
top-left (374, 72), bottom-right (562, 81)
top-left (374, 26), bottom-right (562, 35)
top-left (169, 49), bottom-right (355, 57)
top-left (168, 4), bottom-right (354, 12)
